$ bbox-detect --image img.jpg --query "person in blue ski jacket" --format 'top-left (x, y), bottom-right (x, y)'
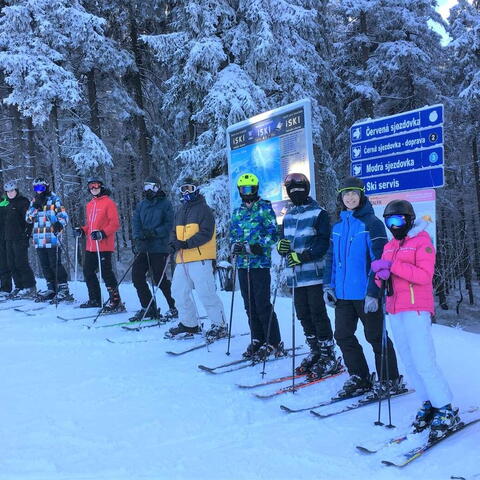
top-left (323, 176), bottom-right (403, 400)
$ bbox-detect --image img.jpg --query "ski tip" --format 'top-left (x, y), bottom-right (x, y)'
top-left (310, 410), bottom-right (323, 417)
top-left (356, 446), bottom-right (375, 454)
top-left (279, 405), bottom-right (293, 413)
top-left (198, 365), bottom-right (215, 373)
top-left (105, 338), bottom-right (115, 343)
top-left (381, 460), bottom-right (397, 467)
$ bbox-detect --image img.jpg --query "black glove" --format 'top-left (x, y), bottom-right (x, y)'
top-left (249, 244), bottom-right (263, 255)
top-left (73, 227), bottom-right (84, 238)
top-left (276, 239), bottom-right (291, 256)
top-left (170, 239), bottom-right (188, 253)
top-left (231, 242), bottom-right (247, 255)
top-left (52, 221), bottom-right (63, 234)
top-left (91, 230), bottom-right (106, 241)
top-left (142, 229), bottom-right (156, 239)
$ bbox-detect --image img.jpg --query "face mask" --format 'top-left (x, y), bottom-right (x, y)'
top-left (288, 187), bottom-right (308, 206)
top-left (145, 190), bottom-right (157, 200)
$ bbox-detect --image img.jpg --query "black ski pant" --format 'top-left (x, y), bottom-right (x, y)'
top-left (36, 247), bottom-right (68, 291)
top-left (132, 252), bottom-right (175, 310)
top-left (238, 267), bottom-right (281, 348)
top-left (294, 284), bottom-right (333, 342)
top-left (334, 299), bottom-right (399, 381)
top-left (6, 239), bottom-right (35, 289)
top-left (83, 251), bottom-right (118, 302)
top-left (0, 238), bottom-right (12, 292)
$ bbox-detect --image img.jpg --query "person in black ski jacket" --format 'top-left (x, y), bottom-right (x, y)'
top-left (0, 193), bottom-right (12, 297)
top-left (3, 180), bottom-right (36, 299)
top-left (130, 176), bottom-right (176, 322)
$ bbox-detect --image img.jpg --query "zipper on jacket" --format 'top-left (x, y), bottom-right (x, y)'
top-left (409, 284), bottom-right (415, 304)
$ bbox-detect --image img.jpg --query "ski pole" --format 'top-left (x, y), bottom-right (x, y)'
top-left (146, 251), bottom-right (159, 317)
top-left (91, 252), bottom-right (140, 324)
top-left (74, 235), bottom-right (79, 284)
top-left (291, 266), bottom-right (297, 393)
top-left (261, 256), bottom-right (285, 377)
top-left (95, 239), bottom-right (104, 305)
top-left (226, 256), bottom-right (238, 356)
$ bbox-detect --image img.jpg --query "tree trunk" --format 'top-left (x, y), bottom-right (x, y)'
top-left (128, 1), bottom-right (151, 178)
top-left (359, 11), bottom-right (374, 118)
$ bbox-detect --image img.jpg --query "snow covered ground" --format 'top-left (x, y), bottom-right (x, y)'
top-left (0, 279), bottom-right (479, 480)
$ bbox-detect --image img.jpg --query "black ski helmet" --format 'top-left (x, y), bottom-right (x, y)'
top-left (337, 176), bottom-right (366, 208)
top-left (144, 175), bottom-right (161, 188)
top-left (284, 173), bottom-right (310, 206)
top-left (87, 177), bottom-right (106, 197)
top-left (383, 200), bottom-right (416, 220)
top-left (33, 177), bottom-right (49, 188)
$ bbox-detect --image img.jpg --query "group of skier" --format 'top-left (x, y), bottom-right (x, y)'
top-left (227, 171), bottom-right (459, 442)
top-left (0, 170), bottom-right (459, 441)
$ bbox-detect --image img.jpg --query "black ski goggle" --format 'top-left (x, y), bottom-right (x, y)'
top-left (385, 215), bottom-right (407, 229)
top-left (238, 185), bottom-right (256, 195)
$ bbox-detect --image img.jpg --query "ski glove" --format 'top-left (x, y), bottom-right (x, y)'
top-left (364, 295), bottom-right (379, 313)
top-left (371, 259), bottom-right (392, 273)
top-left (52, 221), bottom-right (63, 234)
top-left (323, 286), bottom-right (337, 308)
top-left (276, 238), bottom-right (291, 256)
top-left (142, 229), bottom-right (156, 240)
top-left (287, 252), bottom-right (302, 268)
top-left (231, 242), bottom-right (247, 255)
top-left (172, 239), bottom-right (188, 251)
top-left (376, 269), bottom-right (391, 281)
top-left (91, 230), bottom-right (106, 241)
top-left (249, 244), bottom-right (263, 256)
top-left (73, 227), bottom-right (83, 238)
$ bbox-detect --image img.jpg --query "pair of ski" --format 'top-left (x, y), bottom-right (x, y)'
top-left (197, 347), bottom-right (305, 375)
top-left (165, 332), bottom-right (251, 356)
top-left (279, 389), bottom-right (413, 419)
top-left (357, 410), bottom-right (480, 467)
top-left (236, 369), bottom-right (346, 399)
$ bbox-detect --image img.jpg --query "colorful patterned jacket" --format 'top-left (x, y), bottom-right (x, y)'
top-left (25, 192), bottom-right (69, 248)
top-left (230, 198), bottom-right (278, 269)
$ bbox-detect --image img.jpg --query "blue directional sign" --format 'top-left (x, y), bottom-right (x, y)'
top-left (351, 147), bottom-right (443, 178)
top-left (363, 168), bottom-right (444, 195)
top-left (349, 104), bottom-right (444, 194)
top-left (350, 126), bottom-right (443, 162)
top-left (350, 104), bottom-right (443, 144)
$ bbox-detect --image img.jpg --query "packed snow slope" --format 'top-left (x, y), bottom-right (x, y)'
top-left (0, 280), bottom-right (479, 480)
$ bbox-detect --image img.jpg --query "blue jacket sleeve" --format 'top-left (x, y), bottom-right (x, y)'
top-left (323, 236), bottom-right (335, 288)
top-left (132, 203), bottom-right (141, 240)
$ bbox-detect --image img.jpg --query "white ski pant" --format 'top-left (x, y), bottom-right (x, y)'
top-left (171, 259), bottom-right (225, 329)
top-left (389, 310), bottom-right (452, 408)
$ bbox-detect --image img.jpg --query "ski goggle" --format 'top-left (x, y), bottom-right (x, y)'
top-left (144, 182), bottom-right (159, 192)
top-left (338, 186), bottom-right (365, 195)
top-left (284, 173), bottom-right (306, 188)
top-left (385, 215), bottom-right (407, 229)
top-left (88, 182), bottom-right (102, 190)
top-left (179, 184), bottom-right (197, 194)
top-left (33, 184), bottom-right (47, 193)
top-left (238, 185), bottom-right (256, 195)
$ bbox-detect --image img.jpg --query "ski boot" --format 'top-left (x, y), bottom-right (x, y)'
top-left (308, 339), bottom-right (343, 379)
top-left (165, 322), bottom-right (201, 339)
top-left (50, 284), bottom-right (74, 304)
top-left (364, 375), bottom-right (407, 401)
top-left (428, 404), bottom-right (461, 441)
top-left (334, 373), bottom-right (374, 400)
top-left (242, 339), bottom-right (262, 359)
top-left (254, 341), bottom-right (286, 363)
top-left (129, 306), bottom-right (160, 322)
top-left (103, 287), bottom-right (126, 313)
top-left (163, 307), bottom-right (178, 319)
top-left (35, 287), bottom-right (56, 302)
top-left (80, 299), bottom-right (101, 308)
top-left (205, 324), bottom-right (229, 343)
top-left (412, 400), bottom-right (434, 433)
top-left (295, 335), bottom-right (320, 375)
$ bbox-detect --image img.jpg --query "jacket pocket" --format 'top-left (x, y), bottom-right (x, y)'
top-left (409, 284), bottom-right (415, 304)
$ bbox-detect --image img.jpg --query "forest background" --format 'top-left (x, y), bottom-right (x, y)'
top-left (0, 0), bottom-right (478, 322)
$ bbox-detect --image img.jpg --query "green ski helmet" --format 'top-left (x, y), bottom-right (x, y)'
top-left (237, 173), bottom-right (259, 203)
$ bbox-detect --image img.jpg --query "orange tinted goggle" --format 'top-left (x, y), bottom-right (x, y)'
top-left (88, 182), bottom-right (102, 189)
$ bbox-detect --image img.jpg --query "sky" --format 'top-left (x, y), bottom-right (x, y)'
top-left (433, 0), bottom-right (459, 44)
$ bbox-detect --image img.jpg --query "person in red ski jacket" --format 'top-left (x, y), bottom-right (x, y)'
top-left (74, 178), bottom-right (124, 312)
top-left (372, 199), bottom-right (459, 442)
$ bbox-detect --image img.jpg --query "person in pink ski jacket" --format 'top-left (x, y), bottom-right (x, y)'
top-left (371, 199), bottom-right (459, 442)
